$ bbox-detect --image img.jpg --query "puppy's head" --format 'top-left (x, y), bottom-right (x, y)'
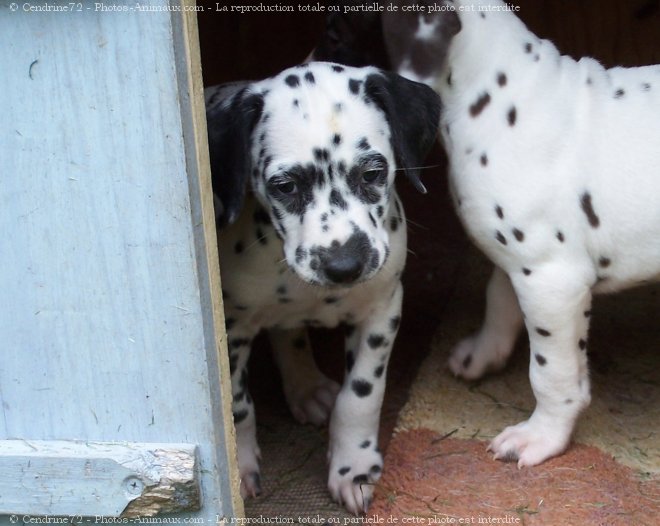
top-left (207, 62), bottom-right (440, 287)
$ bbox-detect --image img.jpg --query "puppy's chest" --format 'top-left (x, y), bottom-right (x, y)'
top-left (225, 264), bottom-right (374, 330)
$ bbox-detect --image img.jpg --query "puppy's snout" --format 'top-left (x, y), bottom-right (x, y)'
top-left (320, 233), bottom-right (371, 284)
top-left (323, 252), bottom-right (364, 284)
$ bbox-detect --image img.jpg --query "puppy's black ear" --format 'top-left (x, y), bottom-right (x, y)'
top-left (364, 71), bottom-right (441, 193)
top-left (206, 82), bottom-right (264, 227)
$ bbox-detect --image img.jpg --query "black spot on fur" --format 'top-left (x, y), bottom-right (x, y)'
top-left (642, 82), bottom-right (651, 91)
top-left (338, 466), bottom-right (351, 476)
top-left (535, 354), bottom-right (547, 366)
top-left (233, 409), bottom-right (248, 424)
top-left (507, 106), bottom-right (517, 126)
top-left (374, 365), bottom-right (385, 378)
top-left (469, 92), bottom-right (491, 117)
top-left (480, 153), bottom-right (488, 166)
top-left (295, 246), bottom-right (308, 265)
top-left (357, 137), bottom-right (370, 151)
top-left (524, 42), bottom-right (533, 53)
top-left (497, 72), bottom-right (507, 86)
top-left (390, 216), bottom-right (399, 232)
top-left (332, 133), bottom-right (342, 146)
top-left (330, 188), bottom-right (348, 210)
top-left (313, 148), bottom-right (329, 163)
top-left (352, 378), bottom-right (373, 397)
top-left (276, 285), bottom-right (287, 296)
top-left (346, 350), bottom-right (355, 373)
top-left (349, 78), bottom-right (362, 94)
top-left (614, 88), bottom-right (625, 98)
top-left (368, 334), bottom-right (385, 349)
top-left (512, 228), bottom-right (525, 242)
top-left (447, 72), bottom-right (452, 86)
top-left (376, 206), bottom-right (384, 218)
top-left (324, 296), bottom-right (339, 304)
top-left (256, 228), bottom-right (267, 245)
top-left (285, 74), bottom-right (300, 87)
top-left (557, 231), bottom-right (565, 243)
top-left (565, 399), bottom-right (574, 404)
top-left (462, 354), bottom-right (472, 369)
top-left (599, 257), bottom-right (611, 268)
top-left (304, 71), bottom-right (315, 84)
top-left (495, 205), bottom-right (504, 219)
top-left (523, 268), bottom-right (532, 276)
top-left (389, 316), bottom-right (401, 332)
top-left (536, 327), bottom-right (551, 337)
top-left (496, 231), bottom-right (507, 245)
top-left (360, 440), bottom-right (371, 449)
top-left (580, 192), bottom-right (600, 228)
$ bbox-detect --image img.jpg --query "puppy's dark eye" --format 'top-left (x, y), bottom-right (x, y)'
top-left (270, 179), bottom-right (297, 195)
top-left (362, 169), bottom-right (383, 184)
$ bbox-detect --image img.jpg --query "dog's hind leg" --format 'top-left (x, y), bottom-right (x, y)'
top-left (270, 327), bottom-right (341, 426)
top-left (488, 264), bottom-right (593, 467)
top-left (449, 267), bottom-right (524, 379)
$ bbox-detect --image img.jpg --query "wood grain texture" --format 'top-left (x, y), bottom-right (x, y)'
top-left (0, 0), bottom-right (239, 520)
top-left (0, 440), bottom-right (199, 517)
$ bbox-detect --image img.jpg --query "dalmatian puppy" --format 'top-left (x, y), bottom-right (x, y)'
top-left (205, 62), bottom-right (440, 513)
top-left (381, 0), bottom-right (660, 467)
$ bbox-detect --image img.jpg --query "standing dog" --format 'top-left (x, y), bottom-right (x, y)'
top-left (381, 0), bottom-right (660, 467)
top-left (206, 62), bottom-right (440, 513)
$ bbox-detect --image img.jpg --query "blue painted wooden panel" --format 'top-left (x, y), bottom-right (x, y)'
top-left (0, 1), bottom-right (239, 520)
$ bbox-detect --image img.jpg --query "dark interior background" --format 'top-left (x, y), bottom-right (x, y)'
top-left (197, 0), bottom-right (660, 445)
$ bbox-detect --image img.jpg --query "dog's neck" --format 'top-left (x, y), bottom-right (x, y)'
top-left (439, 0), bottom-right (546, 97)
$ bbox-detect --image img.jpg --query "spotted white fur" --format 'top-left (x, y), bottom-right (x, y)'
top-left (384, 0), bottom-right (660, 467)
top-left (206, 62), bottom-right (440, 513)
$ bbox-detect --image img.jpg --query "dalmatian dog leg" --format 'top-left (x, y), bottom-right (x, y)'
top-left (226, 322), bottom-right (262, 498)
top-left (488, 265), bottom-right (592, 467)
top-left (327, 282), bottom-right (402, 515)
top-left (449, 267), bottom-right (524, 379)
top-left (269, 328), bottom-right (341, 426)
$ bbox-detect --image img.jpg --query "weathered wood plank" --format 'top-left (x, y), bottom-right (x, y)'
top-left (0, 0), bottom-right (240, 521)
top-left (0, 440), bottom-right (200, 517)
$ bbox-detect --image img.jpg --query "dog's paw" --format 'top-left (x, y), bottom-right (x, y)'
top-left (448, 334), bottom-right (509, 380)
top-left (488, 419), bottom-right (571, 468)
top-left (285, 375), bottom-right (341, 426)
top-left (327, 442), bottom-right (383, 515)
top-left (236, 429), bottom-right (262, 499)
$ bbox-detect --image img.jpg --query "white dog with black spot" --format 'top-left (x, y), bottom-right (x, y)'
top-left (205, 62), bottom-right (440, 513)
top-left (382, 0), bottom-right (660, 467)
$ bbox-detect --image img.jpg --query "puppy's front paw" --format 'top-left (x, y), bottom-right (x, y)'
top-left (488, 418), bottom-right (572, 468)
top-left (285, 375), bottom-right (341, 426)
top-left (448, 334), bottom-right (508, 380)
top-left (236, 428), bottom-right (262, 499)
top-left (327, 441), bottom-right (383, 515)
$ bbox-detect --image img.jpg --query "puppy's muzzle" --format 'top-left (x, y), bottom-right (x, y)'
top-left (317, 232), bottom-right (376, 285)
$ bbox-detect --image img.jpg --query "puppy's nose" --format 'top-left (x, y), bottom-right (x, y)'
top-left (323, 253), bottom-right (364, 284)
